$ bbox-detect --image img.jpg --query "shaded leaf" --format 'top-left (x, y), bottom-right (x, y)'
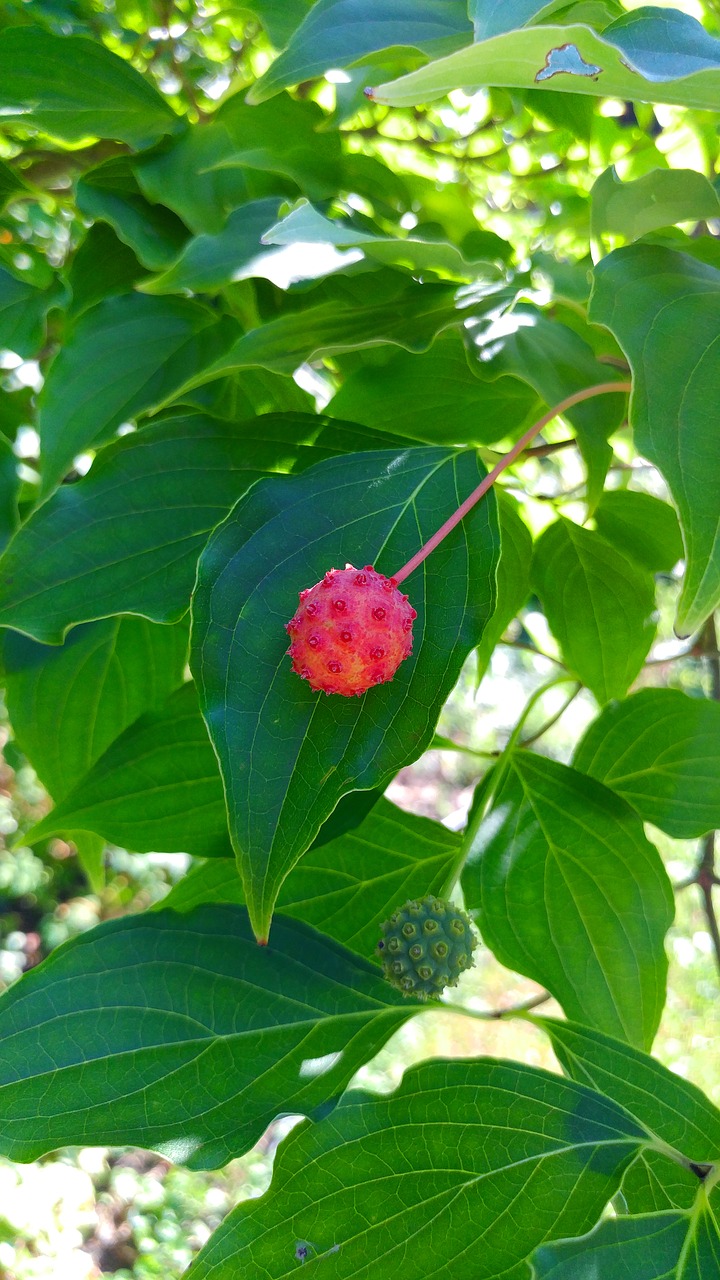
top-left (471, 1), bottom-right (570, 40)
top-left (589, 245), bottom-right (720, 635)
top-left (161, 797), bottom-right (460, 959)
top-left (37, 293), bottom-right (234, 494)
top-left (475, 491), bottom-right (533, 684)
top-left (328, 331), bottom-right (538, 446)
top-left (593, 489), bottom-right (683, 575)
top-left (66, 222), bottom-right (143, 318)
top-left (0, 905), bottom-right (415, 1169)
top-left (368, 16), bottom-right (720, 112)
top-left (163, 280), bottom-right (466, 403)
top-left (1, 616), bottom-right (189, 800)
top-left (531, 517), bottom-right (656, 704)
top-left (133, 96), bottom-right (340, 235)
top-left (76, 157), bottom-right (189, 271)
top-left (591, 166), bottom-right (720, 245)
top-left (247, 0), bottom-right (472, 104)
top-left (0, 436), bottom-right (19, 551)
top-left (185, 1057), bottom-right (647, 1279)
top-left (533, 1206), bottom-right (720, 1279)
top-left (0, 26), bottom-right (178, 148)
top-left (0, 411), bottom-right (403, 642)
top-left (0, 266), bottom-right (66, 360)
top-left (463, 753), bottom-right (673, 1048)
top-left (191, 446), bottom-right (499, 940)
top-left (573, 688), bottom-right (720, 839)
top-left (25, 682), bottom-right (231, 857)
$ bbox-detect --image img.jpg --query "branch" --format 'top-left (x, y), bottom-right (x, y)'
top-left (392, 382), bottom-right (631, 585)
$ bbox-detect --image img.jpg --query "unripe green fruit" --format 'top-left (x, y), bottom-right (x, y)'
top-left (377, 896), bottom-right (477, 1000)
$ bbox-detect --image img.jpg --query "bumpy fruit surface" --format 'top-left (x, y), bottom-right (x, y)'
top-left (377, 896), bottom-right (477, 1000)
top-left (285, 564), bottom-right (416, 697)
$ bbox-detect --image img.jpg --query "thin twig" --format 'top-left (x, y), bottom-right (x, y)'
top-left (519, 683), bottom-right (582, 749)
top-left (444, 990), bottom-right (551, 1021)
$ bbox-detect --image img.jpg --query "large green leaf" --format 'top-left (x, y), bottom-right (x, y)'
top-left (591, 166), bottom-right (720, 245)
top-left (76, 158), bottom-right (190, 271)
top-left (470, 0), bottom-right (570, 40)
top-left (1, 617), bottom-right (188, 801)
top-left (368, 14), bottom-right (720, 111)
top-left (162, 280), bottom-right (466, 404)
top-left (161, 797), bottom-right (460, 960)
top-left (593, 489), bottom-right (683, 575)
top-left (185, 1058), bottom-right (648, 1279)
top-left (133, 95), bottom-right (340, 235)
top-left (247, 0), bottom-right (472, 104)
top-left (0, 905), bottom-right (415, 1169)
top-left (533, 1205), bottom-right (720, 1278)
top-left (531, 517), bottom-right (656, 704)
top-left (590, 245), bottom-right (720, 635)
top-left (475, 491), bottom-right (533, 684)
top-left (463, 753), bottom-right (673, 1048)
top-left (0, 266), bottom-right (66, 360)
top-left (191, 446), bottom-right (499, 940)
top-left (573, 688), bottom-right (720, 839)
top-left (0, 26), bottom-right (178, 147)
top-left (536, 1017), bottom-right (720, 1213)
top-left (25, 682), bottom-right (231, 857)
top-left (0, 411), bottom-right (399, 642)
top-left (66, 222), bottom-right (143, 318)
top-left (37, 294), bottom-right (234, 494)
top-left (480, 311), bottom-right (627, 511)
top-left (328, 331), bottom-right (536, 446)
top-left (138, 198), bottom-right (285, 294)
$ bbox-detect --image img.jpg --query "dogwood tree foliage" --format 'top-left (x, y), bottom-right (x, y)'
top-left (0, 0), bottom-right (720, 1274)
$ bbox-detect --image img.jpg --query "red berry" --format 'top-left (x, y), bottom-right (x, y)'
top-left (285, 563), bottom-right (416, 696)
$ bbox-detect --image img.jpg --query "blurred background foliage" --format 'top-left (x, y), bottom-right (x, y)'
top-left (0, 0), bottom-right (719, 1275)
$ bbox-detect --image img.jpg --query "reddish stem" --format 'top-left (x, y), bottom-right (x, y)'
top-left (392, 381), bottom-right (632, 585)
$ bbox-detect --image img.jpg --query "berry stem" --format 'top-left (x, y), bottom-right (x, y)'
top-left (392, 380), bottom-right (632, 585)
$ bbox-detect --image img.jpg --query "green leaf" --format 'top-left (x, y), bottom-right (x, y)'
top-left (1, 616), bottom-right (189, 801)
top-left (0, 904), bottom-right (415, 1169)
top-left (463, 753), bottom-right (673, 1047)
top-left (185, 1057), bottom-right (647, 1279)
top-left (76, 157), bottom-right (189, 271)
top-left (191, 446), bottom-right (499, 941)
top-left (536, 1016), bottom-right (720, 1211)
top-left (37, 294), bottom-right (233, 494)
top-left (247, 0), bottom-right (472, 104)
top-left (66, 222), bottom-right (143, 318)
top-left (589, 245), bottom-right (720, 635)
top-left (0, 157), bottom-right (32, 211)
top-left (480, 311), bottom-right (627, 511)
top-left (327, 331), bottom-right (538, 446)
top-left (368, 16), bottom-right (720, 112)
top-left (0, 435), bottom-right (19, 552)
top-left (0, 266), bottom-right (66, 359)
top-left (25, 681), bottom-right (231, 856)
top-left (591, 166), bottom-right (720, 245)
top-left (475, 491), bottom-right (533, 684)
top-left (138, 197), bottom-right (286, 294)
top-left (0, 26), bottom-right (178, 148)
top-left (593, 489), bottom-right (683, 575)
top-left (164, 280), bottom-right (470, 403)
top-left (0, 411), bottom-right (403, 642)
top-left (133, 96), bottom-right (341, 235)
top-left (161, 797), bottom-right (460, 959)
top-left (240, 0), bottom-right (314, 48)
top-left (470, 1), bottom-right (570, 40)
top-left (573, 688), bottom-right (720, 839)
top-left (261, 199), bottom-right (506, 281)
top-left (73, 831), bottom-right (106, 894)
top-left (531, 517), bottom-right (656, 704)
top-left (533, 1205), bottom-right (720, 1278)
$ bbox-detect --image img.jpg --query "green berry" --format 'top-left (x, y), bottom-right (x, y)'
top-left (377, 896), bottom-right (477, 1001)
